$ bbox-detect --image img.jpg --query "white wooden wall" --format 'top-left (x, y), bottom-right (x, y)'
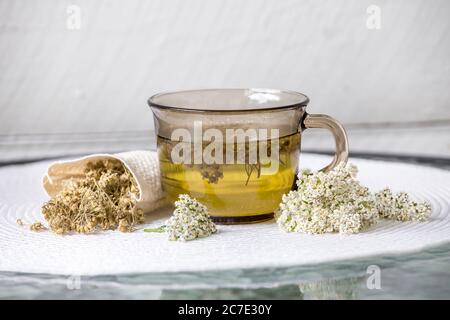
top-left (1, 0), bottom-right (449, 162)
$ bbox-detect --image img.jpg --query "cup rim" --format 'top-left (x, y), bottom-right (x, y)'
top-left (148, 88), bottom-right (309, 113)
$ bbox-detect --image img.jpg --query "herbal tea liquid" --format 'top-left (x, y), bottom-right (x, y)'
top-left (157, 133), bottom-right (300, 222)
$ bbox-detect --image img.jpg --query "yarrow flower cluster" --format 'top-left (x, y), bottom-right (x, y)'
top-left (375, 188), bottom-right (431, 222)
top-left (165, 194), bottom-right (217, 241)
top-left (276, 163), bottom-right (431, 235)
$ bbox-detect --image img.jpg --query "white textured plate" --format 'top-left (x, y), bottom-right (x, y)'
top-left (0, 154), bottom-right (449, 276)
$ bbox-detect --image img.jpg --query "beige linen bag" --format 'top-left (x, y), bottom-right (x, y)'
top-left (42, 150), bottom-right (166, 213)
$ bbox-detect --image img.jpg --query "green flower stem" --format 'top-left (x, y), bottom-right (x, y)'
top-left (144, 225), bottom-right (167, 233)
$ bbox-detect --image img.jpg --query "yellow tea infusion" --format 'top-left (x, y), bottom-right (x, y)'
top-left (158, 132), bottom-right (301, 220)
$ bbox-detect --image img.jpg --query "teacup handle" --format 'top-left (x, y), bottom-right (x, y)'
top-left (301, 113), bottom-right (349, 172)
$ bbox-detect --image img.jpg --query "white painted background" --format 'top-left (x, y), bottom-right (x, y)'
top-left (0, 0), bottom-right (449, 162)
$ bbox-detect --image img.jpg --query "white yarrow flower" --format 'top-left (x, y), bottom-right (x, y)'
top-left (166, 194), bottom-right (217, 241)
top-left (276, 163), bottom-right (431, 235)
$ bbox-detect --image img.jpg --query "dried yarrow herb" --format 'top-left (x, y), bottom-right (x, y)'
top-left (41, 160), bottom-right (144, 234)
top-left (276, 163), bottom-right (432, 235)
top-left (198, 164), bottom-right (224, 184)
top-left (30, 221), bottom-right (46, 232)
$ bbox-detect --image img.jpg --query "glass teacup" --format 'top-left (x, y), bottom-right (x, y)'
top-left (148, 88), bottom-right (348, 224)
